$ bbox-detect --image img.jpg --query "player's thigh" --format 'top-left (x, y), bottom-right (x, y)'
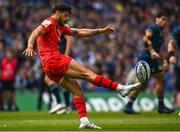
top-left (44, 74), bottom-right (55, 86)
top-left (152, 72), bottom-right (164, 83)
top-left (60, 78), bottom-right (84, 97)
top-left (66, 59), bottom-right (96, 81)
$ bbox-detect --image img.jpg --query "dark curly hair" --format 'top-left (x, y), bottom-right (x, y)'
top-left (52, 3), bottom-right (71, 14)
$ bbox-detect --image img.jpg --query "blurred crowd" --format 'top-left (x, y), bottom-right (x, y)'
top-left (0, 0), bottom-right (179, 98)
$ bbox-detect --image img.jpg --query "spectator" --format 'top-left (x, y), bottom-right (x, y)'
top-left (0, 0), bottom-right (179, 94)
top-left (1, 50), bottom-right (18, 111)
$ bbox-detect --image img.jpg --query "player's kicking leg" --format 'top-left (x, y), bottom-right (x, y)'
top-left (59, 59), bottom-right (140, 129)
top-left (65, 59), bottom-right (141, 97)
top-left (60, 78), bottom-right (101, 129)
top-left (60, 60), bottom-right (140, 129)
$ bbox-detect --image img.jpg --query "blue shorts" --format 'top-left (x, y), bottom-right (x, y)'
top-left (138, 50), bottom-right (162, 75)
top-left (174, 65), bottom-right (180, 91)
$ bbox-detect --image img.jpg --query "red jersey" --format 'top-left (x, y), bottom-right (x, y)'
top-left (1, 58), bottom-right (17, 81)
top-left (37, 17), bottom-right (71, 66)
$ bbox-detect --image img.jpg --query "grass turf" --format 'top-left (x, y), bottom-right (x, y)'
top-left (0, 112), bottom-right (180, 131)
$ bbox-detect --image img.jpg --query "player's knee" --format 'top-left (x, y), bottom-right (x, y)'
top-left (44, 75), bottom-right (54, 86)
top-left (74, 87), bottom-right (84, 98)
top-left (44, 75), bottom-right (49, 83)
top-left (160, 79), bottom-right (165, 85)
top-left (65, 79), bottom-right (84, 98)
top-left (81, 69), bottom-right (96, 81)
top-left (155, 73), bottom-right (165, 84)
top-left (157, 77), bottom-right (165, 86)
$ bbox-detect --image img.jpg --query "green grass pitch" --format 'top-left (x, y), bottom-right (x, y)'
top-left (0, 112), bottom-right (180, 131)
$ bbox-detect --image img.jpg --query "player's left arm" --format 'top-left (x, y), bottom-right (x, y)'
top-left (159, 50), bottom-right (169, 71)
top-left (69, 26), bottom-right (115, 37)
top-left (168, 39), bottom-right (176, 52)
top-left (167, 38), bottom-right (176, 64)
top-left (64, 35), bottom-right (74, 56)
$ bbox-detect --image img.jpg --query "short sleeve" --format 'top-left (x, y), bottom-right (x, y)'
top-left (62, 24), bottom-right (72, 35)
top-left (145, 27), bottom-right (154, 35)
top-left (145, 24), bottom-right (159, 36)
top-left (40, 19), bottom-right (53, 33)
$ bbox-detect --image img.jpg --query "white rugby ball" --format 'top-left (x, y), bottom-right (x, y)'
top-left (135, 60), bottom-right (151, 83)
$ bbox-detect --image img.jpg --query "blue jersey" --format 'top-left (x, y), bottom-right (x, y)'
top-left (138, 23), bottom-right (164, 74)
top-left (145, 23), bottom-right (164, 53)
top-left (172, 26), bottom-right (180, 88)
top-left (58, 35), bottom-right (66, 54)
top-left (172, 25), bottom-right (180, 50)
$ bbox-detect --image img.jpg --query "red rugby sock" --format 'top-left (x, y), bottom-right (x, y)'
top-left (92, 75), bottom-right (118, 90)
top-left (73, 97), bottom-right (87, 118)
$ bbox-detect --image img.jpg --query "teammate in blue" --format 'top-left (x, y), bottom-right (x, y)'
top-left (167, 25), bottom-right (180, 105)
top-left (167, 25), bottom-right (180, 64)
top-left (46, 21), bottom-right (74, 114)
top-left (124, 13), bottom-right (175, 114)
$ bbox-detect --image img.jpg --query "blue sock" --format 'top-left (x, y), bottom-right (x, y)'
top-left (50, 84), bottom-right (61, 103)
top-left (64, 91), bottom-right (70, 107)
top-left (158, 96), bottom-right (164, 109)
top-left (126, 97), bottom-right (136, 108)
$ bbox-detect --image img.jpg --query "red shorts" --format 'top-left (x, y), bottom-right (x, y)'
top-left (42, 52), bottom-right (72, 83)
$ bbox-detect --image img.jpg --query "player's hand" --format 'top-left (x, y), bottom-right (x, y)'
top-left (162, 60), bottom-right (169, 72)
top-left (100, 26), bottom-right (115, 34)
top-left (169, 56), bottom-right (177, 64)
top-left (22, 47), bottom-right (37, 56)
top-left (150, 50), bottom-right (160, 60)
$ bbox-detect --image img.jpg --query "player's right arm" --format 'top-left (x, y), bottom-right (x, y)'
top-left (64, 35), bottom-right (74, 56)
top-left (143, 29), bottom-right (160, 60)
top-left (23, 26), bottom-right (46, 56)
top-left (23, 26), bottom-right (45, 56)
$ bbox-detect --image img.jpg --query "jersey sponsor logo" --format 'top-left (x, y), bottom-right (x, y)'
top-left (42, 20), bottom-right (52, 28)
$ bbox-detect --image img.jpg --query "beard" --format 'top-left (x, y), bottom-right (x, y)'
top-left (57, 19), bottom-right (63, 26)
